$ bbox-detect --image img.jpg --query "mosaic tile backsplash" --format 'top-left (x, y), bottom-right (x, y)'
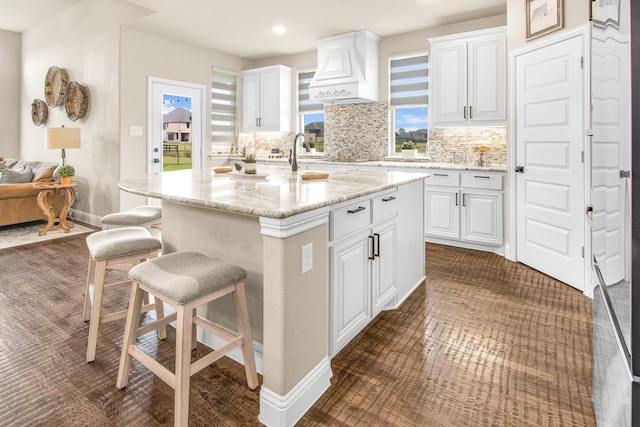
top-left (237, 101), bottom-right (507, 165)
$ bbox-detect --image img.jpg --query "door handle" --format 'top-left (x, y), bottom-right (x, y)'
top-left (514, 166), bottom-right (524, 173)
top-left (368, 235), bottom-right (375, 260)
top-left (469, 106), bottom-right (472, 119)
top-left (382, 196), bottom-right (396, 202)
top-left (463, 106), bottom-right (467, 119)
top-left (455, 192), bottom-right (459, 206)
top-left (374, 233), bottom-right (380, 258)
top-left (462, 193), bottom-right (466, 207)
top-left (347, 206), bottom-right (366, 214)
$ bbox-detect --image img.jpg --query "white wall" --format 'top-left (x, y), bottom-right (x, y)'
top-left (507, 0), bottom-right (590, 50)
top-left (20, 0), bottom-right (151, 224)
top-left (0, 29), bottom-right (21, 158)
top-left (119, 27), bottom-right (247, 209)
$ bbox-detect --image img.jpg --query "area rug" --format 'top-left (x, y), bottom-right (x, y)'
top-left (0, 221), bottom-right (93, 250)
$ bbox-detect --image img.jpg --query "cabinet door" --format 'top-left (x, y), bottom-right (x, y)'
top-left (425, 187), bottom-right (460, 239)
top-left (461, 190), bottom-right (503, 245)
top-left (330, 232), bottom-right (371, 355)
top-left (431, 41), bottom-right (467, 125)
top-left (468, 35), bottom-right (506, 123)
top-left (258, 69), bottom-right (281, 131)
top-left (242, 73), bottom-right (261, 131)
top-left (372, 221), bottom-right (397, 316)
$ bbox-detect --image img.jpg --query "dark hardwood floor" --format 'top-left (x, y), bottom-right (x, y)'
top-left (0, 233), bottom-right (595, 426)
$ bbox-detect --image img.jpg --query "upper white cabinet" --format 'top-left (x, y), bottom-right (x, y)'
top-left (429, 27), bottom-right (506, 127)
top-left (242, 65), bottom-right (292, 132)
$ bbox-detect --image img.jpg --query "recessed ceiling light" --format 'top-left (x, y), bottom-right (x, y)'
top-left (272, 25), bottom-right (287, 35)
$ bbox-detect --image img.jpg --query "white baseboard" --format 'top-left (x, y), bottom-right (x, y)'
top-left (198, 326), bottom-right (264, 375)
top-left (425, 236), bottom-right (505, 256)
top-left (386, 276), bottom-right (425, 310)
top-left (70, 208), bottom-right (101, 227)
top-left (258, 358), bottom-right (332, 427)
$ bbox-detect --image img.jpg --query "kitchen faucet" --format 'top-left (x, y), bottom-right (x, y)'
top-left (289, 132), bottom-right (310, 172)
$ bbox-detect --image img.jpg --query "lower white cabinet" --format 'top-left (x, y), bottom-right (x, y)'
top-left (329, 181), bottom-right (426, 357)
top-left (330, 198), bottom-right (397, 356)
top-left (425, 170), bottom-right (504, 251)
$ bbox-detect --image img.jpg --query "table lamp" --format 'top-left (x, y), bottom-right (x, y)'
top-left (45, 126), bottom-right (81, 182)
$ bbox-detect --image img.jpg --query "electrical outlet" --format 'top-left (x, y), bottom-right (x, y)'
top-left (74, 191), bottom-right (79, 202)
top-left (302, 243), bottom-right (313, 274)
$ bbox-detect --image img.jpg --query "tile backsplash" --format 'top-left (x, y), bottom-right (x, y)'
top-left (428, 127), bottom-right (507, 165)
top-left (324, 102), bottom-right (389, 162)
top-left (236, 101), bottom-right (507, 165)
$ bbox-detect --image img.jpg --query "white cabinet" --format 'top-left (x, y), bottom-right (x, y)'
top-left (329, 181), bottom-right (427, 357)
top-left (429, 27), bottom-right (506, 127)
top-left (242, 65), bottom-right (292, 132)
top-left (425, 170), bottom-right (504, 252)
top-left (330, 194), bottom-right (398, 356)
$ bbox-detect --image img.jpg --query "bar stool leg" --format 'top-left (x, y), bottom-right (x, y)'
top-left (174, 304), bottom-right (194, 427)
top-left (156, 296), bottom-right (167, 340)
top-left (86, 260), bottom-right (107, 363)
top-left (82, 255), bottom-right (96, 322)
top-left (233, 282), bottom-right (259, 389)
top-left (116, 281), bottom-right (145, 389)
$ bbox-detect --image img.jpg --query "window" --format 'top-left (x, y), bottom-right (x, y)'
top-left (389, 55), bottom-right (429, 155)
top-left (211, 70), bottom-right (237, 153)
top-left (297, 70), bottom-right (325, 153)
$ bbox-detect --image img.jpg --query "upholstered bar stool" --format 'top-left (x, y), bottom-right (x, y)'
top-left (116, 251), bottom-right (258, 427)
top-left (83, 226), bottom-right (165, 363)
top-left (100, 205), bottom-right (162, 230)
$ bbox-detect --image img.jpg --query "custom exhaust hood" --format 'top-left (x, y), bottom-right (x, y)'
top-left (309, 30), bottom-right (380, 104)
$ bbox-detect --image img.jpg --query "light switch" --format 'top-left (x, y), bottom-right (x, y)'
top-left (129, 126), bottom-right (143, 136)
top-left (302, 243), bottom-right (313, 274)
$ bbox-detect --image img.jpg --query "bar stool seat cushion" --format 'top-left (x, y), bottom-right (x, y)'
top-left (100, 206), bottom-right (162, 227)
top-left (129, 252), bottom-right (247, 304)
top-left (86, 226), bottom-right (161, 260)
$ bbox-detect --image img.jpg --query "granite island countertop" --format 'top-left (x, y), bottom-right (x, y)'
top-left (119, 164), bottom-right (428, 219)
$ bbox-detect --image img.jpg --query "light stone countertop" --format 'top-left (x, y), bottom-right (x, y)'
top-left (119, 165), bottom-right (429, 219)
top-left (220, 155), bottom-right (507, 173)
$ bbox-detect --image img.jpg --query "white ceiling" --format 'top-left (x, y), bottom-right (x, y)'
top-left (0, 0), bottom-right (507, 60)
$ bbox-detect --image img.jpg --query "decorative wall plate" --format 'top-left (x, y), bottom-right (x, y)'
top-left (65, 81), bottom-right (89, 121)
top-left (31, 98), bottom-right (48, 126)
top-left (44, 66), bottom-right (70, 107)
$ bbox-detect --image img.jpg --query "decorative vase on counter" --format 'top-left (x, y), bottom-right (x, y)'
top-left (401, 149), bottom-right (418, 158)
top-left (243, 162), bottom-right (257, 174)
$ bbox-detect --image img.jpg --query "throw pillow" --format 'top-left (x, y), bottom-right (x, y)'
top-left (0, 167), bottom-right (34, 184)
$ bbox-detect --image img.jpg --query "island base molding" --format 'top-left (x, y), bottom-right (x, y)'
top-left (259, 357), bottom-right (332, 427)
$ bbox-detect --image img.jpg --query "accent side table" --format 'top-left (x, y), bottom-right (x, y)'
top-left (32, 181), bottom-right (79, 236)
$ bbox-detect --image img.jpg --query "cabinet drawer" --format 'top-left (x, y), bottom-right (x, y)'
top-left (461, 173), bottom-right (503, 190)
top-left (424, 171), bottom-right (460, 187)
top-left (371, 190), bottom-right (398, 223)
top-left (331, 201), bottom-right (371, 241)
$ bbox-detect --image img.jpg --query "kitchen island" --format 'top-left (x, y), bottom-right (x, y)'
top-left (119, 164), bottom-right (427, 426)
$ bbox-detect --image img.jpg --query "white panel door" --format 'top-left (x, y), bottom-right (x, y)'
top-left (468, 35), bottom-right (506, 122)
top-left (425, 188), bottom-right (460, 239)
top-left (330, 232), bottom-right (371, 355)
top-left (515, 36), bottom-right (585, 290)
top-left (462, 191), bottom-right (503, 246)
top-left (372, 221), bottom-right (397, 316)
top-left (590, 30), bottom-right (630, 285)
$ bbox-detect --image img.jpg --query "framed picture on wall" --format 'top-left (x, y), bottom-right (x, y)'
top-left (526, 0), bottom-right (564, 40)
top-left (592, 0), bottom-right (620, 28)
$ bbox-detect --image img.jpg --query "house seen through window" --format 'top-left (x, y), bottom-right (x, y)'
top-left (298, 70), bottom-right (324, 153)
top-left (390, 54), bottom-right (429, 155)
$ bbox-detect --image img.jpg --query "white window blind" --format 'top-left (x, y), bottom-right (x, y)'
top-left (390, 55), bottom-right (429, 107)
top-left (211, 70), bottom-right (237, 146)
top-left (298, 70), bottom-right (324, 113)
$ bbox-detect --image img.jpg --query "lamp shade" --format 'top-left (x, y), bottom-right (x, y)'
top-left (45, 127), bottom-right (81, 149)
